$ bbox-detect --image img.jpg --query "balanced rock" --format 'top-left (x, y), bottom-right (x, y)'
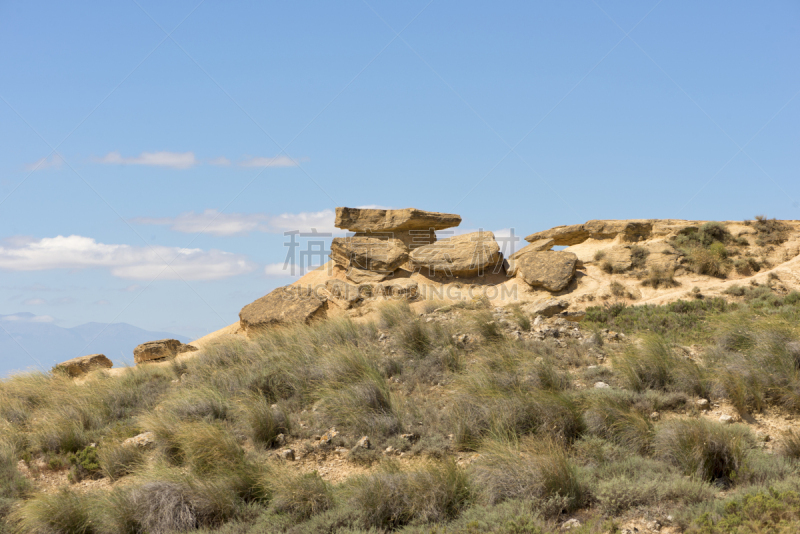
top-left (409, 231), bottom-right (501, 277)
top-left (330, 236), bottom-right (408, 272)
top-left (134, 339), bottom-right (198, 364)
top-left (239, 285), bottom-right (327, 334)
top-left (335, 207), bottom-right (461, 248)
top-left (54, 354), bottom-right (112, 377)
top-left (508, 250), bottom-right (578, 292)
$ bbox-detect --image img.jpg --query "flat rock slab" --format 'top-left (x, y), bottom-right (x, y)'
top-left (239, 285), bottom-right (327, 334)
top-left (54, 353), bottom-right (112, 377)
top-left (330, 236), bottom-right (408, 272)
top-left (508, 238), bottom-right (555, 261)
top-left (335, 207), bottom-right (461, 232)
top-left (508, 250), bottom-right (578, 292)
top-left (134, 339), bottom-right (198, 364)
top-left (525, 220), bottom-right (653, 245)
top-left (346, 267), bottom-right (391, 284)
top-left (410, 231), bottom-right (501, 277)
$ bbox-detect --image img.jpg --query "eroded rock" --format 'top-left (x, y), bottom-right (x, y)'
top-left (409, 231), bottom-right (501, 277)
top-left (330, 236), bottom-right (408, 272)
top-left (508, 250), bottom-right (578, 292)
top-left (239, 286), bottom-right (327, 334)
top-left (54, 354), bottom-right (112, 377)
top-left (134, 339), bottom-right (197, 364)
top-left (335, 207), bottom-right (461, 233)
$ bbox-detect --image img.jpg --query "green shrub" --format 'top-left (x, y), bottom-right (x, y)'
top-left (67, 446), bottom-right (101, 482)
top-left (655, 419), bottom-right (752, 484)
top-left (470, 439), bottom-right (583, 515)
top-left (348, 461), bottom-right (471, 529)
top-left (269, 471), bottom-right (332, 520)
top-left (752, 215), bottom-right (789, 246)
top-left (687, 488), bottom-right (800, 533)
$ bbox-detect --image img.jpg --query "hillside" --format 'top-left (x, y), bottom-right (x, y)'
top-left (2, 211), bottom-right (800, 534)
top-left (0, 314), bottom-right (190, 377)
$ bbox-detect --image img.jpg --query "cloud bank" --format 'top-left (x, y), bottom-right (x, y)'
top-left (132, 209), bottom-right (339, 236)
top-left (95, 151), bottom-right (198, 169)
top-left (0, 235), bottom-right (254, 280)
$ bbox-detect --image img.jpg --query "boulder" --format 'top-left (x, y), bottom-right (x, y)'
top-left (346, 267), bottom-right (391, 284)
top-left (330, 236), bottom-right (408, 272)
top-left (524, 224), bottom-right (588, 246)
top-left (239, 286), bottom-right (327, 334)
top-left (54, 354), bottom-right (112, 377)
top-left (524, 298), bottom-right (568, 317)
top-left (134, 339), bottom-right (198, 364)
top-left (335, 207), bottom-right (461, 233)
top-left (409, 231), bottom-right (501, 277)
top-left (508, 250), bottom-right (578, 292)
top-left (122, 432), bottom-right (155, 449)
top-left (508, 239), bottom-right (555, 261)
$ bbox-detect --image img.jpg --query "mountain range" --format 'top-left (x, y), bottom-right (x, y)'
top-left (0, 313), bottom-right (190, 377)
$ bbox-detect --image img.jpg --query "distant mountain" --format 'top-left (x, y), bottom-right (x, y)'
top-left (0, 313), bottom-right (191, 377)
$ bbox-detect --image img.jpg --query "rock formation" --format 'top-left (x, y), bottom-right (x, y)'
top-left (239, 286), bottom-right (327, 335)
top-left (54, 354), bottom-right (112, 377)
top-left (507, 250), bottom-right (578, 292)
top-left (133, 339), bottom-right (198, 364)
top-left (410, 231), bottom-right (501, 277)
top-left (335, 207), bottom-right (461, 248)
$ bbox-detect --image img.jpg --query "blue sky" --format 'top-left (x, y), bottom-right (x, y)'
top-left (1, 0), bottom-right (798, 343)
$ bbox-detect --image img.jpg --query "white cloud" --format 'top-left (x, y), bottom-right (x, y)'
top-left (132, 209), bottom-right (339, 236)
top-left (25, 154), bottom-right (64, 171)
top-left (0, 235), bottom-right (255, 281)
top-left (209, 156), bottom-right (231, 166)
top-left (239, 155), bottom-right (299, 168)
top-left (95, 151), bottom-right (197, 169)
top-left (22, 298), bottom-right (46, 305)
top-left (31, 315), bottom-right (54, 323)
top-left (264, 263), bottom-right (299, 278)
top-left (1, 314), bottom-right (54, 323)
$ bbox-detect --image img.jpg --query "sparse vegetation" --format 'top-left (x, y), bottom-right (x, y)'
top-left (4, 291), bottom-right (800, 533)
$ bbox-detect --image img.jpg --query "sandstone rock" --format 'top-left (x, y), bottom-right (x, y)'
top-left (239, 286), bottom-right (327, 334)
top-left (122, 432), bottom-right (155, 449)
top-left (376, 278), bottom-right (418, 298)
top-left (400, 433), bottom-right (420, 444)
top-left (508, 251), bottom-right (578, 292)
top-left (508, 239), bottom-right (555, 261)
top-left (134, 339), bottom-right (198, 364)
top-left (346, 267), bottom-right (391, 284)
top-left (335, 207), bottom-right (461, 233)
top-left (330, 236), bottom-right (408, 272)
top-left (557, 310), bottom-right (586, 322)
top-left (278, 448), bottom-right (295, 460)
top-left (409, 231), bottom-right (501, 277)
top-left (525, 298), bottom-right (568, 317)
top-left (320, 427), bottom-right (339, 445)
top-left (54, 354), bottom-right (112, 377)
top-left (597, 246), bottom-right (633, 271)
top-left (696, 399), bottom-right (710, 410)
top-left (643, 241), bottom-right (683, 270)
top-left (525, 219), bottom-right (653, 245)
top-left (325, 279), bottom-right (371, 305)
top-left (719, 414), bottom-right (734, 424)
top-left (525, 224), bottom-right (589, 246)
top-left (355, 436), bottom-right (371, 450)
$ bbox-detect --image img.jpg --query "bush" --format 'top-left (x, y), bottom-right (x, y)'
top-left (630, 245), bottom-right (649, 269)
top-left (582, 392), bottom-right (654, 454)
top-left (470, 439), bottom-right (583, 515)
top-left (348, 461), bottom-right (471, 529)
top-left (687, 488), bottom-right (800, 533)
top-left (655, 419), bottom-right (752, 484)
top-left (10, 488), bottom-right (99, 534)
top-left (269, 470), bottom-right (332, 520)
top-left (98, 442), bottom-right (146, 481)
top-left (640, 266), bottom-right (679, 289)
top-left (752, 215), bottom-right (789, 246)
top-left (67, 446), bottom-right (101, 482)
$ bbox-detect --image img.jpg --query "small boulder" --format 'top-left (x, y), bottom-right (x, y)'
top-left (122, 432), bottom-right (155, 449)
top-left (508, 250), bottom-right (578, 292)
top-left (239, 285), bottom-right (327, 335)
top-left (355, 436), bottom-right (371, 450)
top-left (594, 381), bottom-right (610, 389)
top-left (54, 354), bottom-right (112, 377)
top-left (719, 414), bottom-right (735, 424)
top-left (134, 340), bottom-right (197, 364)
top-left (320, 427), bottom-right (339, 445)
top-left (278, 448), bottom-right (295, 461)
top-left (409, 231), bottom-right (501, 277)
top-left (525, 298), bottom-right (568, 317)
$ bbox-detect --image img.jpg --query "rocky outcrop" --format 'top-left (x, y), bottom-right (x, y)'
top-left (410, 231), bottom-right (501, 277)
top-left (239, 286), bottom-right (327, 334)
top-left (508, 250), bottom-right (578, 292)
top-left (54, 354), bottom-right (112, 377)
top-left (346, 268), bottom-right (391, 283)
top-left (330, 236), bottom-right (408, 272)
top-left (642, 241), bottom-right (683, 270)
top-left (525, 220), bottom-right (653, 245)
top-left (134, 339), bottom-right (198, 364)
top-left (335, 207), bottom-right (461, 248)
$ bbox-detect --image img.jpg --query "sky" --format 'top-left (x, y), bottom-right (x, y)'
top-left (1, 0), bottom-right (798, 344)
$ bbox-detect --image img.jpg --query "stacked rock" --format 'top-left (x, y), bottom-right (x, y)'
top-left (332, 207), bottom-right (462, 282)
